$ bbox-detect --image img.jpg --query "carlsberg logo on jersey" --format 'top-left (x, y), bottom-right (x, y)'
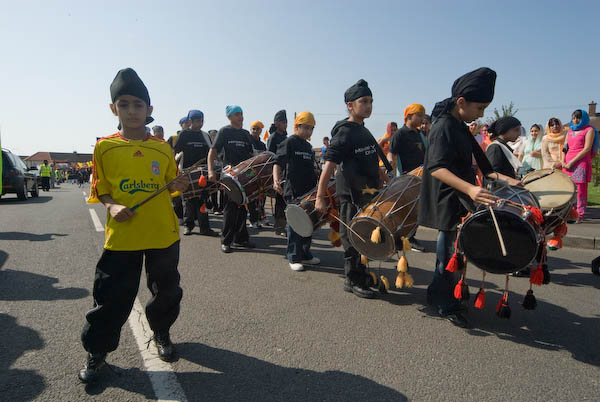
top-left (119, 178), bottom-right (159, 194)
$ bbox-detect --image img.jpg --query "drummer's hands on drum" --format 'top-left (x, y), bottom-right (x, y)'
top-left (315, 196), bottom-right (328, 215)
top-left (552, 161), bottom-right (563, 169)
top-left (506, 177), bottom-right (523, 187)
top-left (169, 175), bottom-right (190, 193)
top-left (468, 185), bottom-right (496, 206)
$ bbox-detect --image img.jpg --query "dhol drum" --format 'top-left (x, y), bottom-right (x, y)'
top-left (182, 164), bottom-right (222, 201)
top-left (220, 152), bottom-right (276, 204)
top-left (349, 174), bottom-right (421, 260)
top-left (522, 169), bottom-right (575, 234)
top-left (459, 183), bottom-right (544, 274)
top-left (285, 180), bottom-right (337, 237)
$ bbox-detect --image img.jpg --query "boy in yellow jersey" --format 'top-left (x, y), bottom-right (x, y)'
top-left (78, 68), bottom-right (189, 383)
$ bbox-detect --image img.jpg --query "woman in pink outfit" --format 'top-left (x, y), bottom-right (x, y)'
top-left (561, 109), bottom-right (596, 222)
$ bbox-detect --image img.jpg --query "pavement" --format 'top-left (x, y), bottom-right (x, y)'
top-left (1, 184), bottom-right (599, 402)
top-left (562, 206), bottom-right (600, 250)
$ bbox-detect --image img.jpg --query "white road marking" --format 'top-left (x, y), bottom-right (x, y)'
top-left (128, 298), bottom-right (188, 402)
top-left (88, 209), bottom-right (104, 232)
top-left (82, 191), bottom-right (87, 196)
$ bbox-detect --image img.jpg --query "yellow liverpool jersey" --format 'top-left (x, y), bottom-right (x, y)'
top-left (89, 133), bottom-right (179, 250)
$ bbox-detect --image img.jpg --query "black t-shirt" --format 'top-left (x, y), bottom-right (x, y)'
top-left (267, 131), bottom-right (287, 153)
top-left (419, 113), bottom-right (493, 231)
top-left (173, 130), bottom-right (210, 168)
top-left (249, 135), bottom-right (267, 152)
top-left (486, 139), bottom-right (517, 179)
top-left (275, 135), bottom-right (317, 199)
top-left (324, 119), bottom-right (380, 206)
top-left (389, 125), bottom-right (426, 173)
top-left (212, 125), bottom-right (254, 166)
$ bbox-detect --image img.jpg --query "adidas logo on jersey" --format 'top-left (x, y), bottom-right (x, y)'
top-left (133, 150), bottom-right (144, 157)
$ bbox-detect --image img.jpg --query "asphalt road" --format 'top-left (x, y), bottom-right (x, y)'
top-left (1, 183), bottom-right (599, 402)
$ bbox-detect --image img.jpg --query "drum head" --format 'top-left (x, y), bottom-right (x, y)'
top-left (285, 205), bottom-right (314, 237)
top-left (460, 209), bottom-right (539, 274)
top-left (523, 169), bottom-right (575, 209)
top-left (220, 176), bottom-right (244, 204)
top-left (349, 217), bottom-right (395, 260)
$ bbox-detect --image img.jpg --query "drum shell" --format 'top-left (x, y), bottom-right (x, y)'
top-left (349, 175), bottom-right (421, 260)
top-left (459, 185), bottom-right (543, 274)
top-left (183, 165), bottom-right (222, 200)
top-left (222, 152), bottom-right (275, 204)
top-left (522, 169), bottom-right (576, 233)
top-left (285, 181), bottom-right (337, 237)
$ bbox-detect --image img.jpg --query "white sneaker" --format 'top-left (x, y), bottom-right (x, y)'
top-left (289, 263), bottom-right (305, 271)
top-left (301, 257), bottom-right (320, 265)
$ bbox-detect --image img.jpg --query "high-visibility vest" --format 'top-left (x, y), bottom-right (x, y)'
top-left (40, 165), bottom-right (52, 177)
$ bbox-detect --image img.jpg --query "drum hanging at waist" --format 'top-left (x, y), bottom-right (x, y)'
top-left (285, 180), bottom-right (337, 237)
top-left (182, 164), bottom-right (222, 200)
top-left (459, 184), bottom-right (544, 274)
top-left (349, 174), bottom-right (421, 260)
top-left (522, 168), bottom-right (575, 234)
top-left (221, 151), bottom-right (276, 204)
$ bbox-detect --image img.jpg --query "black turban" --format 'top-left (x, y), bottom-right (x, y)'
top-left (432, 67), bottom-right (497, 120)
top-left (488, 116), bottom-right (521, 138)
top-left (274, 109), bottom-right (287, 123)
top-left (110, 68), bottom-right (151, 105)
top-left (451, 67), bottom-right (496, 103)
top-left (344, 79), bottom-right (372, 103)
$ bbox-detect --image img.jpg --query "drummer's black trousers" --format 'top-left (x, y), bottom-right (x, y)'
top-left (184, 195), bottom-right (211, 233)
top-left (339, 197), bottom-right (367, 284)
top-left (81, 241), bottom-right (182, 354)
top-left (222, 197), bottom-right (249, 246)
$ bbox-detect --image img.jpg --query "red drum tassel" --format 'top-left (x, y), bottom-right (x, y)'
top-left (529, 264), bottom-right (544, 286)
top-left (200, 204), bottom-right (207, 214)
top-left (474, 289), bottom-right (485, 309)
top-left (526, 206), bottom-right (544, 225)
top-left (446, 253), bottom-right (459, 272)
top-left (454, 279), bottom-right (464, 300)
top-left (198, 175), bottom-right (207, 188)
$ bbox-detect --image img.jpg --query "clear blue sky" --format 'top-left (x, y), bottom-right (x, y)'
top-left (1, 0), bottom-right (598, 155)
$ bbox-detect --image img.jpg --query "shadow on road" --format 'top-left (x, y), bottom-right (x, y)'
top-left (0, 314), bottom-right (45, 401)
top-left (0, 232), bottom-right (68, 241)
top-left (0, 195), bottom-right (53, 204)
top-left (175, 342), bottom-right (407, 402)
top-left (0, 269), bottom-right (88, 301)
top-left (0, 250), bottom-right (7, 269)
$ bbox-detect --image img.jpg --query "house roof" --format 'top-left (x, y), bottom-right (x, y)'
top-left (24, 151), bottom-right (93, 163)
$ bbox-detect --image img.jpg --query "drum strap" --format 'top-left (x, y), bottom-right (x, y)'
top-left (368, 133), bottom-right (394, 173)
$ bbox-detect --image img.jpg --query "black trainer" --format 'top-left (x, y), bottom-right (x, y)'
top-left (154, 331), bottom-right (175, 362)
top-left (78, 353), bottom-right (107, 383)
top-left (221, 244), bottom-right (232, 253)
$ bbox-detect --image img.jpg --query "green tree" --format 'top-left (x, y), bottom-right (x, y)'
top-left (486, 102), bottom-right (518, 123)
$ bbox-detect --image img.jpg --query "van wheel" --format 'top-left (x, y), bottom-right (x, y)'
top-left (17, 182), bottom-right (28, 200)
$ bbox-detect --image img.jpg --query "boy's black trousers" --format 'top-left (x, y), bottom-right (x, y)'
top-left (81, 241), bottom-right (182, 354)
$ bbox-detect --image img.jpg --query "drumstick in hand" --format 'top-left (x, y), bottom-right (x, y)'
top-left (488, 206), bottom-right (507, 257)
top-left (130, 159), bottom-right (203, 212)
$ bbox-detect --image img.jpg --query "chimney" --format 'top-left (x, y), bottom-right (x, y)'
top-left (589, 101), bottom-right (597, 116)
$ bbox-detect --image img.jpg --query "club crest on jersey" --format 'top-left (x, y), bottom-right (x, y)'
top-left (151, 161), bottom-right (160, 176)
top-left (133, 150), bottom-right (144, 157)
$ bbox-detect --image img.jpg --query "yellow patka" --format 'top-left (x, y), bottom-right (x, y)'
top-left (89, 133), bottom-right (179, 251)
